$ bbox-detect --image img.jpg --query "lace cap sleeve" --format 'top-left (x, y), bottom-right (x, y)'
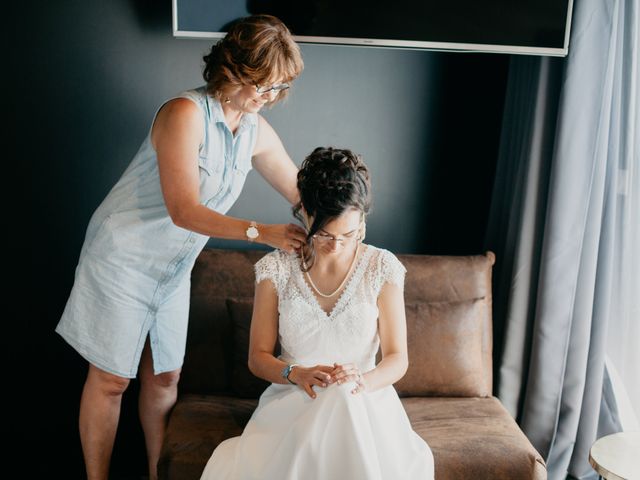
top-left (254, 250), bottom-right (288, 295)
top-left (375, 249), bottom-right (407, 294)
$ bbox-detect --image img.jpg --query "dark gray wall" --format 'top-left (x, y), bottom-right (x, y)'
top-left (22, 1), bottom-right (508, 477)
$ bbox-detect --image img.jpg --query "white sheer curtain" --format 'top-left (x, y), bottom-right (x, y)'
top-left (604, 0), bottom-right (639, 427)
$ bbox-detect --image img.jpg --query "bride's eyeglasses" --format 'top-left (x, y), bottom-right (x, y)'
top-left (312, 223), bottom-right (363, 245)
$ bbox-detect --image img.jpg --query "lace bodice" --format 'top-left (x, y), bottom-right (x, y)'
top-left (254, 245), bottom-right (406, 371)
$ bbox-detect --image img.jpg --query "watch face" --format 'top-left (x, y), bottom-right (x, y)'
top-left (247, 226), bottom-right (259, 239)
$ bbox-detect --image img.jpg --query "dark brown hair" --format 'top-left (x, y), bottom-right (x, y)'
top-left (293, 147), bottom-right (372, 270)
top-left (202, 15), bottom-right (303, 105)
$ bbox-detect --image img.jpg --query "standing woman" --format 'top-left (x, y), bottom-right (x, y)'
top-left (56, 14), bottom-right (307, 480)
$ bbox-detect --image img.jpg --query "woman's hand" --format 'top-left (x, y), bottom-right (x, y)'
top-left (288, 364), bottom-right (334, 399)
top-left (330, 362), bottom-right (368, 394)
top-left (261, 223), bottom-right (307, 253)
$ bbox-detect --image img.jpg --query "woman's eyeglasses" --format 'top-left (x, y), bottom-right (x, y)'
top-left (256, 83), bottom-right (290, 95)
top-left (312, 230), bottom-right (359, 245)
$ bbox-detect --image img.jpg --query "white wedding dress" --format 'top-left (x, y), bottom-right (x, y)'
top-left (200, 244), bottom-right (434, 480)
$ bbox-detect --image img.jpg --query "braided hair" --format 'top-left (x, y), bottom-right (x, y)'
top-left (293, 147), bottom-right (372, 271)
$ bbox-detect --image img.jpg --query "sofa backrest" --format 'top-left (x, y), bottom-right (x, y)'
top-left (180, 248), bottom-right (495, 398)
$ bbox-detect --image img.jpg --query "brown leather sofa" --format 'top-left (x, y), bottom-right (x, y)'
top-left (158, 248), bottom-right (546, 479)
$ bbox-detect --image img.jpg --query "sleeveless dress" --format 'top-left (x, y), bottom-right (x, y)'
top-left (56, 86), bottom-right (258, 378)
top-left (200, 245), bottom-right (434, 480)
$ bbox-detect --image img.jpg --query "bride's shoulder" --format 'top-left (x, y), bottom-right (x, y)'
top-left (362, 244), bottom-right (403, 267)
top-left (362, 244), bottom-right (407, 290)
top-left (257, 248), bottom-right (292, 261)
top-left (254, 249), bottom-right (296, 288)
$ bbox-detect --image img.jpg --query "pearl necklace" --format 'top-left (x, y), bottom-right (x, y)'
top-left (303, 243), bottom-right (361, 298)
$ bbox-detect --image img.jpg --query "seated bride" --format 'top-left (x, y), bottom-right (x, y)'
top-left (200, 146), bottom-right (434, 479)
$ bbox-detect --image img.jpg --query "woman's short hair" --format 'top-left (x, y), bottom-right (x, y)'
top-left (202, 14), bottom-right (303, 105)
top-left (293, 147), bottom-right (372, 270)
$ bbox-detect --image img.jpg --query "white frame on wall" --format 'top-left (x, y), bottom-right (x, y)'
top-left (171, 0), bottom-right (575, 57)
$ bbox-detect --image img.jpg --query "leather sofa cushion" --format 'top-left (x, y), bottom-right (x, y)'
top-left (395, 298), bottom-right (491, 397)
top-left (402, 396), bottom-right (546, 480)
top-left (158, 394), bottom-right (258, 479)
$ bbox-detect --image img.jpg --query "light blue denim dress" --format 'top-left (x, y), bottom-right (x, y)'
top-left (56, 86), bottom-right (257, 378)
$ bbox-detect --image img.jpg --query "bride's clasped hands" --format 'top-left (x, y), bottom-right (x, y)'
top-left (288, 362), bottom-right (368, 398)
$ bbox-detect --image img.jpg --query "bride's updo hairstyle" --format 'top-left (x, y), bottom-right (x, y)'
top-left (293, 147), bottom-right (372, 271)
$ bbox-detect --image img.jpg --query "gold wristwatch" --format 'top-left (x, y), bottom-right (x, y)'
top-left (246, 221), bottom-right (259, 242)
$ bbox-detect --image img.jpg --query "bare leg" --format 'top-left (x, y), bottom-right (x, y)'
top-left (79, 364), bottom-right (131, 480)
top-left (138, 337), bottom-right (181, 480)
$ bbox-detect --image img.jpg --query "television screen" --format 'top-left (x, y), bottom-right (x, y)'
top-left (173, 0), bottom-right (574, 57)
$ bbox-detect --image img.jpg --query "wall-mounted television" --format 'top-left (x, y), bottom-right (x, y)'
top-left (173, 0), bottom-right (575, 57)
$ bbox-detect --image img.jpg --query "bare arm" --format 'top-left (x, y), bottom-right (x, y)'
top-left (252, 115), bottom-right (300, 206)
top-left (362, 282), bottom-right (409, 392)
top-left (247, 279), bottom-right (289, 385)
top-left (151, 99), bottom-right (305, 251)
